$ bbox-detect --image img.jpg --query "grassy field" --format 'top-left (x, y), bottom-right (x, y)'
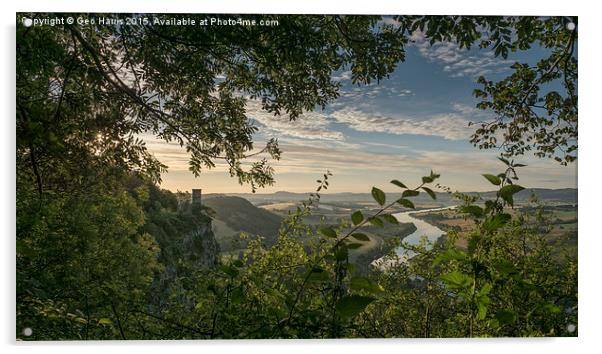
top-left (413, 204), bottom-right (577, 257)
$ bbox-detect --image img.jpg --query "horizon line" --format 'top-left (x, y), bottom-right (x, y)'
top-left (167, 187), bottom-right (577, 195)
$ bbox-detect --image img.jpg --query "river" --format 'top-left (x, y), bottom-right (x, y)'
top-left (373, 206), bottom-right (456, 267)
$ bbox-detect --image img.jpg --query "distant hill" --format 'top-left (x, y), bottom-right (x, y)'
top-left (207, 188), bottom-right (577, 206)
top-left (482, 188), bottom-right (577, 204)
top-left (202, 196), bottom-right (283, 251)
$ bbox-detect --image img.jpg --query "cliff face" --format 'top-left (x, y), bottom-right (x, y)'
top-left (149, 217), bottom-right (220, 312)
top-left (181, 220), bottom-right (219, 268)
top-left (121, 179), bottom-right (222, 311)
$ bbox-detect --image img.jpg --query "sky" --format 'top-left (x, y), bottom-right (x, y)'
top-left (144, 27), bottom-right (577, 194)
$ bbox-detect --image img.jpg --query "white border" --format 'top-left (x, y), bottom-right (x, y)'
top-left (2, 1), bottom-right (599, 354)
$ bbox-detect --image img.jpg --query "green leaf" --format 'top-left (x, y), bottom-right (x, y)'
top-left (396, 198), bottom-right (415, 209)
top-left (422, 187), bottom-right (437, 200)
top-left (422, 176), bottom-right (434, 184)
top-left (351, 210), bottom-right (364, 225)
top-left (98, 318), bottom-right (112, 325)
top-left (440, 271), bottom-right (473, 290)
top-left (371, 187), bottom-right (386, 206)
top-left (541, 303), bottom-right (561, 314)
top-left (499, 184), bottom-right (525, 196)
top-left (498, 156), bottom-right (510, 166)
top-left (350, 276), bottom-right (384, 294)
top-left (351, 232), bottom-right (370, 241)
top-left (477, 298), bottom-right (490, 320)
top-left (346, 242), bottom-right (363, 249)
top-left (482, 173), bottom-right (501, 186)
top-left (231, 287), bottom-right (244, 304)
top-left (335, 246), bottom-right (348, 261)
top-left (478, 283), bottom-right (492, 297)
top-left (319, 226), bottom-right (337, 238)
top-left (335, 295), bottom-right (375, 319)
top-left (390, 179), bottom-right (407, 189)
top-left (498, 185), bottom-right (525, 206)
top-left (495, 310), bottom-right (517, 325)
top-left (402, 190), bottom-right (419, 198)
top-left (381, 214), bottom-right (399, 224)
top-left (367, 217), bottom-right (384, 227)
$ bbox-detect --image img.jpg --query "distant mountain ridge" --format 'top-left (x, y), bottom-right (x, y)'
top-left (205, 188), bottom-right (577, 205)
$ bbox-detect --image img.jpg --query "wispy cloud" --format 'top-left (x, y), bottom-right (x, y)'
top-left (248, 97), bottom-right (477, 142)
top-left (451, 102), bottom-right (481, 115)
top-left (246, 96), bottom-right (475, 142)
top-left (141, 97), bottom-right (486, 179)
top-left (330, 107), bottom-right (474, 140)
top-left (245, 100), bottom-right (345, 142)
top-left (339, 85), bottom-right (413, 101)
top-left (410, 31), bottom-right (513, 78)
top-left (264, 143), bottom-right (502, 175)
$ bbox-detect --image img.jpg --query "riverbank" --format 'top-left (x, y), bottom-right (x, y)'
top-left (371, 206), bottom-right (457, 268)
top-left (350, 222), bottom-right (417, 275)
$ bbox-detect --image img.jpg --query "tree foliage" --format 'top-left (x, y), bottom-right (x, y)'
top-left (16, 14), bottom-right (577, 340)
top-left (392, 16), bottom-right (578, 164)
top-left (17, 14), bottom-right (412, 192)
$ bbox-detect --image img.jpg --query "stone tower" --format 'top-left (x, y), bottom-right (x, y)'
top-left (192, 189), bottom-right (202, 212)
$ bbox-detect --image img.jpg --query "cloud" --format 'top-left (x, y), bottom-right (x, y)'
top-left (139, 133), bottom-right (191, 171)
top-left (410, 31), bottom-right (513, 78)
top-left (338, 84), bottom-right (413, 101)
top-left (141, 131), bottom-right (576, 192)
top-left (451, 102), bottom-right (481, 115)
top-left (268, 144), bottom-right (499, 174)
top-left (332, 70), bottom-right (352, 82)
top-left (140, 97), bottom-right (482, 179)
top-left (140, 108), bottom-right (475, 174)
top-left (330, 107), bottom-right (473, 140)
top-left (248, 96), bottom-right (476, 142)
top-left (245, 100), bottom-right (345, 142)
top-left (247, 96), bottom-right (474, 141)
